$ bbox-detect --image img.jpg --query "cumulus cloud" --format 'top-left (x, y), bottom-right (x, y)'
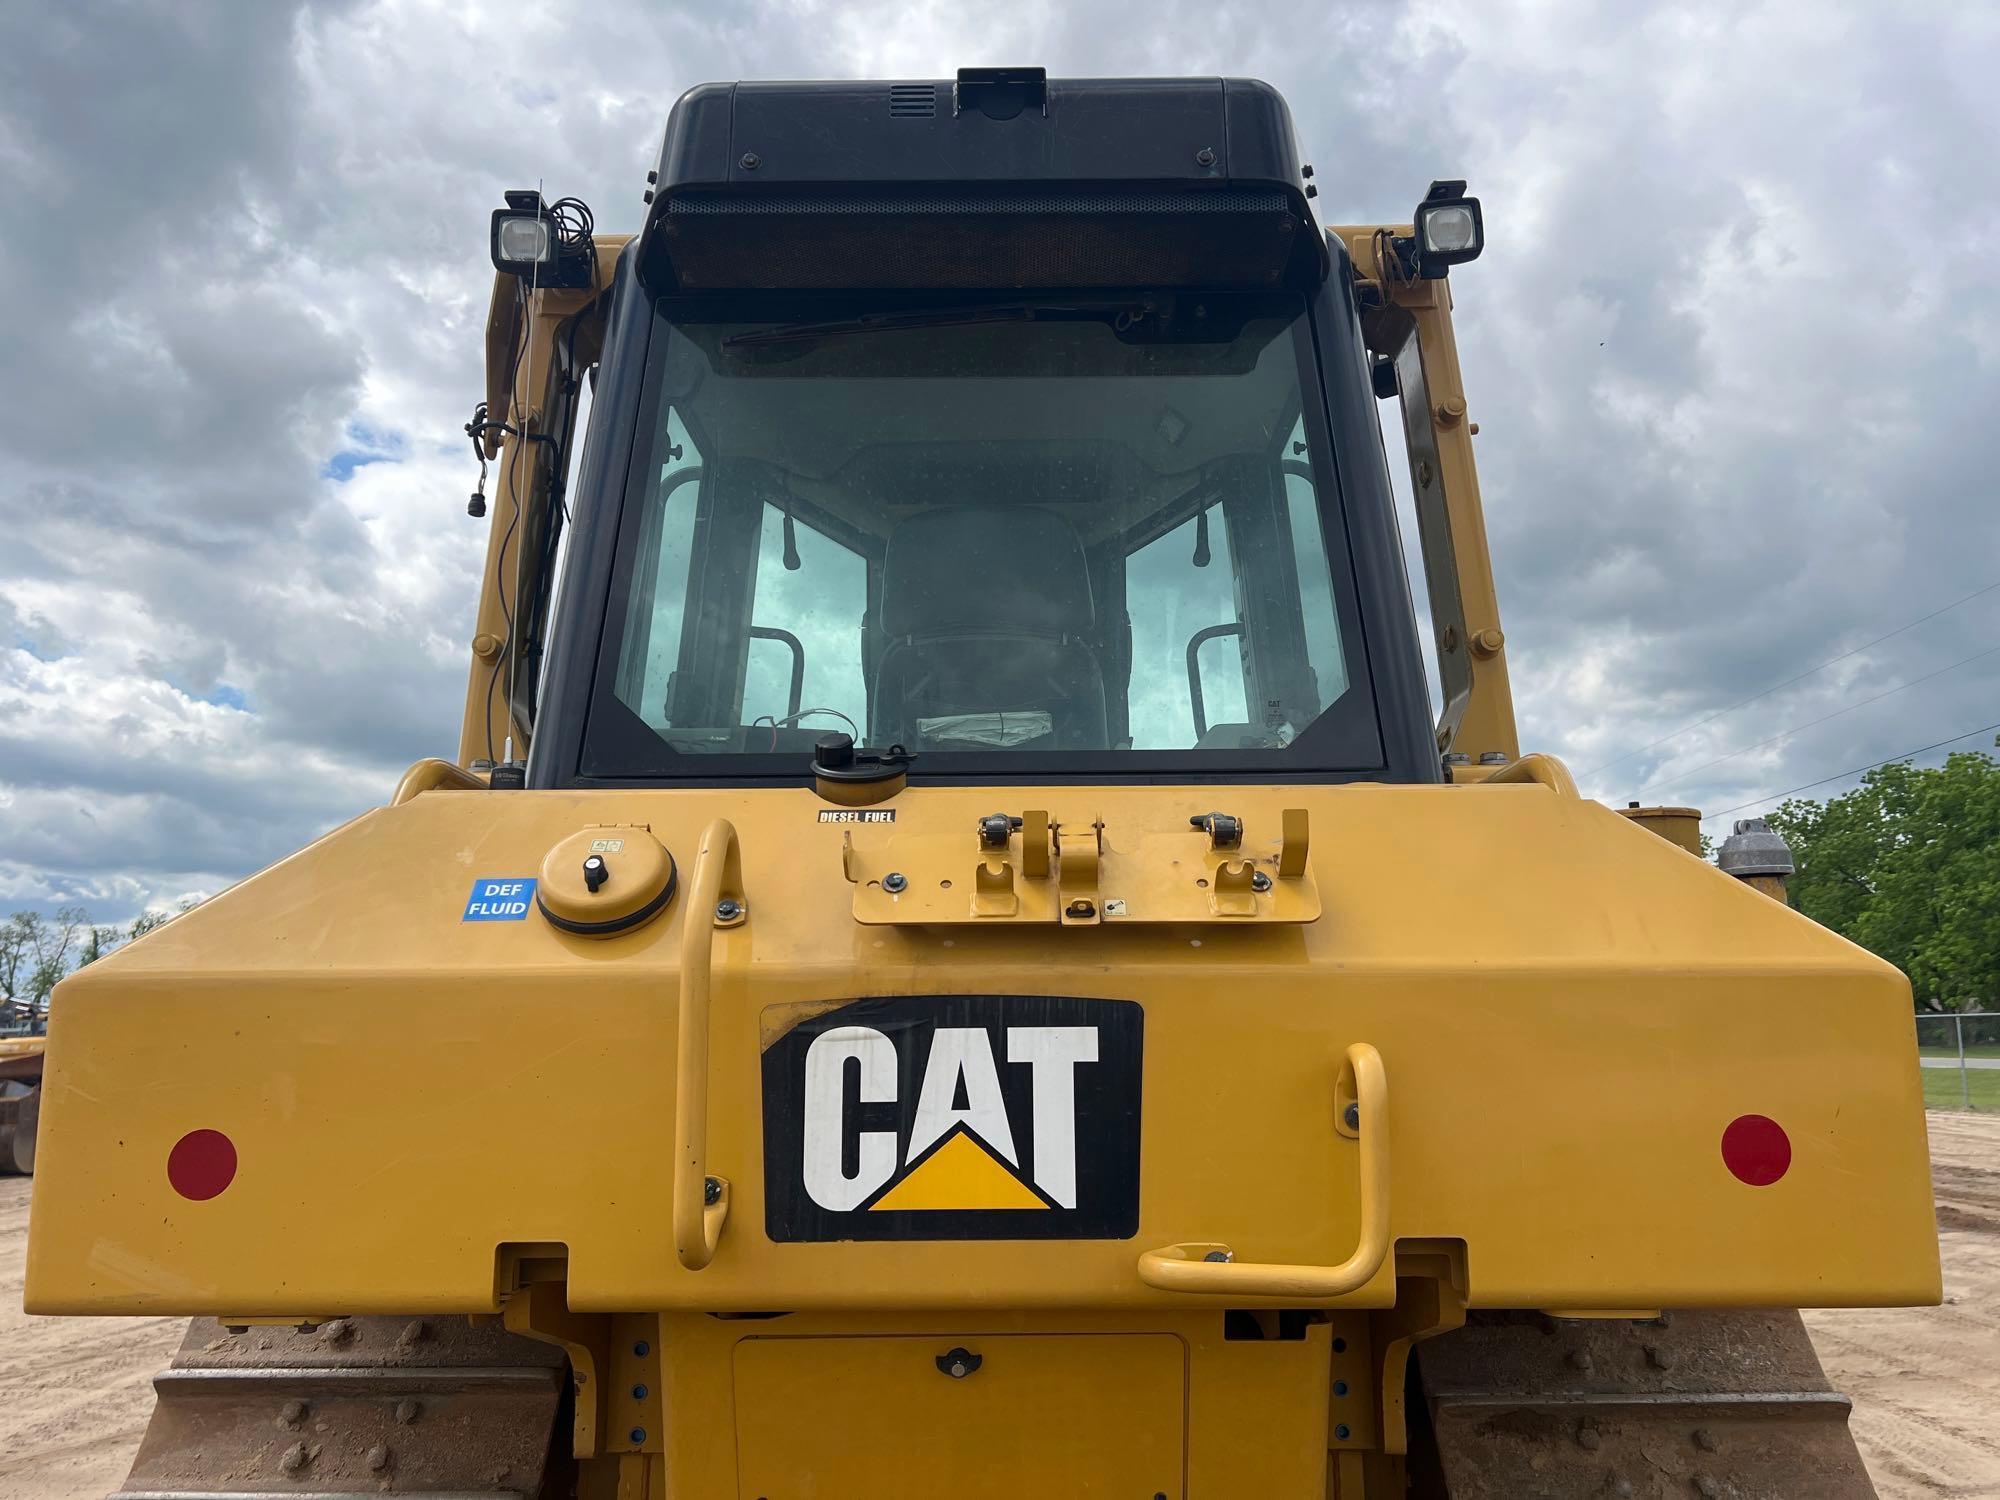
top-left (1, 0), bottom-right (1996, 922)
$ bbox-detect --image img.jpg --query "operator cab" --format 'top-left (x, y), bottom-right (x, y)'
top-left (533, 74), bottom-right (1442, 787)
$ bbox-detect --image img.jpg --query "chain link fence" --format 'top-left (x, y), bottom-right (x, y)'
top-left (1916, 1012), bottom-right (2000, 1112)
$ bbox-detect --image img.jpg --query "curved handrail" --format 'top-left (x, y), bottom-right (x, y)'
top-left (674, 818), bottom-right (742, 1270)
top-left (1137, 1042), bottom-right (1389, 1299)
top-left (1477, 752), bottom-right (1579, 799)
top-left (391, 758), bottom-right (487, 806)
top-left (748, 625), bottom-right (806, 720)
top-left (1185, 622), bottom-right (1246, 740)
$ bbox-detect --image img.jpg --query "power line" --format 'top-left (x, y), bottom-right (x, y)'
top-left (1637, 641), bottom-right (2000, 798)
top-left (1700, 719), bottom-right (2000, 824)
top-left (1581, 578), bottom-right (2000, 779)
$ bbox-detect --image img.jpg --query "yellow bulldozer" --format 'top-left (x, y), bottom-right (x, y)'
top-left (0, 1026), bottom-right (43, 1174)
top-left (27, 71), bottom-right (1938, 1498)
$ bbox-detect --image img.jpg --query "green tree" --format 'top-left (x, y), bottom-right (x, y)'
top-left (1769, 742), bottom-right (2000, 1009)
top-left (0, 915), bottom-right (30, 998)
top-left (24, 905), bottom-right (89, 1003)
top-left (76, 924), bottom-right (122, 967)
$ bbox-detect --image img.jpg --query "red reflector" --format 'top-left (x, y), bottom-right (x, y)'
top-left (167, 1129), bottom-right (238, 1201)
top-left (1720, 1114), bottom-right (1790, 1186)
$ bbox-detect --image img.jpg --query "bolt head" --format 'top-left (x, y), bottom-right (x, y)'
top-left (631, 1426), bottom-right (648, 1445)
top-left (1066, 898), bottom-right (1096, 918)
top-left (704, 1176), bottom-right (722, 1205)
top-left (739, 151), bottom-right (760, 170)
top-left (1250, 869), bottom-right (1272, 892)
top-left (634, 1339), bottom-right (651, 1357)
top-left (883, 872), bottom-right (907, 893)
top-left (1334, 1423), bottom-right (1351, 1441)
top-left (1196, 146), bottom-right (1217, 166)
top-left (1202, 1249), bottom-right (1232, 1263)
top-left (715, 898), bottom-right (742, 920)
top-left (1344, 1102), bottom-right (1361, 1130)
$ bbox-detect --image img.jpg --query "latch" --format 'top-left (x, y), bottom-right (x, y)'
top-left (845, 805), bottom-right (1319, 926)
top-left (1054, 817), bottom-right (1104, 925)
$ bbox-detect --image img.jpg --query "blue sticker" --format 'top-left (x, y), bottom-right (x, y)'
top-left (464, 877), bottom-right (537, 921)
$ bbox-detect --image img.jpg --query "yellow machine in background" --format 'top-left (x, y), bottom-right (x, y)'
top-left (29, 71), bottom-right (1935, 1498)
top-left (0, 1030), bottom-right (42, 1174)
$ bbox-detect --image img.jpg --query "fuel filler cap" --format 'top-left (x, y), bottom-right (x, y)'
top-left (537, 826), bottom-right (677, 937)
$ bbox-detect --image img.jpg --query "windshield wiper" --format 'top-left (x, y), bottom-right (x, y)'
top-left (721, 298), bottom-right (1158, 350)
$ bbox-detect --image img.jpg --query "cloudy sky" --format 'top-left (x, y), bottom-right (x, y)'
top-left (3, 0), bottom-right (1997, 926)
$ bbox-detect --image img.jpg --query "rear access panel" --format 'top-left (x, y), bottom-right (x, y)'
top-left (733, 1333), bottom-right (1186, 1497)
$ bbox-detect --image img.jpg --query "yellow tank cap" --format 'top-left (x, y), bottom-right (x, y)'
top-left (536, 825), bottom-right (677, 937)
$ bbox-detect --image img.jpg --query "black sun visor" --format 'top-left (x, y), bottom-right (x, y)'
top-left (638, 73), bottom-right (1327, 295)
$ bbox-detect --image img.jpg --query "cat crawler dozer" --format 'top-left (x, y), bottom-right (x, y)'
top-left (28, 71), bottom-right (1938, 1497)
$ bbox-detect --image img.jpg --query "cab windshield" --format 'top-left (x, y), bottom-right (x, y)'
top-left (583, 293), bottom-right (1382, 776)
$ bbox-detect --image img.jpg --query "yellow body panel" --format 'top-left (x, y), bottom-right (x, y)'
top-left (657, 1309), bottom-right (1338, 1497)
top-left (26, 780), bottom-right (1938, 1318)
top-left (733, 1332), bottom-right (1184, 1494)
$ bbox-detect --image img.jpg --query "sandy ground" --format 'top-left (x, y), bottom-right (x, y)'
top-left (1805, 1111), bottom-right (2000, 1500)
top-left (0, 1178), bottom-right (181, 1500)
top-left (1, 1115), bottom-right (1995, 1498)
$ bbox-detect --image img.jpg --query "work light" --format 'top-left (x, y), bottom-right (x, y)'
top-left (495, 214), bottom-right (553, 266)
top-left (489, 189), bottom-right (596, 288)
top-left (1412, 180), bottom-right (1483, 278)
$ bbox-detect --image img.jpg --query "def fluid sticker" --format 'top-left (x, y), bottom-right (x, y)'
top-left (761, 994), bottom-right (1142, 1242)
top-left (463, 877), bottom-right (537, 921)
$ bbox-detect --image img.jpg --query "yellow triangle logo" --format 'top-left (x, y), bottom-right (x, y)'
top-left (868, 1131), bottom-right (1050, 1212)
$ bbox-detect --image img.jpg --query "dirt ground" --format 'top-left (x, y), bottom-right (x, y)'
top-left (0, 1177), bottom-right (181, 1499)
top-left (1804, 1111), bottom-right (2000, 1499)
top-left (2, 1115), bottom-right (1995, 1498)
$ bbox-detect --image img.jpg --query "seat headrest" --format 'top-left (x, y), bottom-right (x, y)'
top-left (880, 506), bottom-right (1096, 639)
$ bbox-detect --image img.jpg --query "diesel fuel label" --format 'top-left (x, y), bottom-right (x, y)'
top-left (761, 994), bottom-right (1142, 1241)
top-left (817, 808), bottom-right (896, 823)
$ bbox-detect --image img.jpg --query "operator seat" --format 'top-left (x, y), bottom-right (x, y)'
top-left (869, 506), bottom-right (1108, 751)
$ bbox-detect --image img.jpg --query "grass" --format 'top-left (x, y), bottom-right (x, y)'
top-left (1924, 1066), bottom-right (2000, 1111)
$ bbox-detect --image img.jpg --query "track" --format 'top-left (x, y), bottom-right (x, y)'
top-left (1, 1117), bottom-right (1996, 1497)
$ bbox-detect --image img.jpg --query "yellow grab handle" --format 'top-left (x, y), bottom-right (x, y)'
top-left (674, 818), bottom-right (742, 1270)
top-left (1478, 752), bottom-right (1578, 798)
top-left (1137, 1042), bottom-right (1390, 1299)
